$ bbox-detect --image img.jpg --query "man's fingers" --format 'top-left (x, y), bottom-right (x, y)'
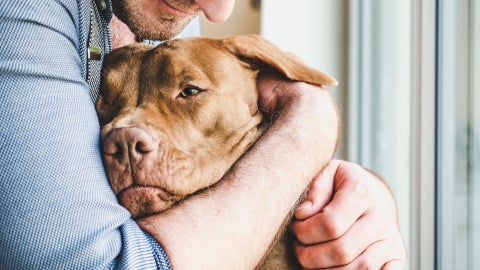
top-left (294, 161), bottom-right (377, 243)
top-left (293, 213), bottom-right (388, 268)
top-left (291, 160), bottom-right (406, 270)
top-left (295, 160), bottom-right (340, 220)
top-left (292, 180), bottom-right (370, 244)
top-left (343, 236), bottom-right (406, 270)
top-left (382, 259), bottom-right (405, 270)
top-left (341, 235), bottom-right (406, 270)
top-left (340, 239), bottom-right (404, 270)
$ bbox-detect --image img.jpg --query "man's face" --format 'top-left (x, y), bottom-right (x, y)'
top-left (112, 0), bottom-right (235, 41)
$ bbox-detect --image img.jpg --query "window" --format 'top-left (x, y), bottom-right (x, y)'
top-left (347, 1), bottom-right (413, 264)
top-left (437, 0), bottom-right (480, 268)
top-left (261, 0), bottom-right (479, 269)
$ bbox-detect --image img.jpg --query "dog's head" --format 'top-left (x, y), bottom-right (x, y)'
top-left (96, 35), bottom-right (337, 218)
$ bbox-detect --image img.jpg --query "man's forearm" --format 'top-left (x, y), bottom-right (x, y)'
top-left (138, 83), bottom-right (339, 269)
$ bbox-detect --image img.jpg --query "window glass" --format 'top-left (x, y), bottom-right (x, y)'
top-left (348, 0), bottom-right (412, 265)
top-left (261, 1), bottom-right (479, 268)
top-left (437, 0), bottom-right (480, 268)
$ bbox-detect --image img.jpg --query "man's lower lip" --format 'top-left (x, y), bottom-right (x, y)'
top-left (160, 0), bottom-right (197, 17)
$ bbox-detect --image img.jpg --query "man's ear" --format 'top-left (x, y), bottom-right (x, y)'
top-left (222, 34), bottom-right (338, 88)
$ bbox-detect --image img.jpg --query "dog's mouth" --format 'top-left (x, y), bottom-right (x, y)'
top-left (117, 185), bottom-right (184, 218)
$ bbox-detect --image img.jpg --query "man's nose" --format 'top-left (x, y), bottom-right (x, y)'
top-left (194, 0), bottom-right (235, 22)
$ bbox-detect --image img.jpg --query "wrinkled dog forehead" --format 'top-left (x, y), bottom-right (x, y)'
top-left (147, 38), bottom-right (250, 80)
top-left (136, 40), bottom-right (258, 102)
top-left (98, 34), bottom-right (339, 132)
top-left (101, 34), bottom-right (338, 89)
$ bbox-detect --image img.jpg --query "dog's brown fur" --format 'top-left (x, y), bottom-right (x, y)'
top-left (97, 35), bottom-right (337, 269)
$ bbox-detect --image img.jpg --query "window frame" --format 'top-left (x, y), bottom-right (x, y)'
top-left (410, 0), bottom-right (437, 269)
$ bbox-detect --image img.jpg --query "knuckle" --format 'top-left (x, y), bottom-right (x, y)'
top-left (291, 221), bottom-right (312, 244)
top-left (351, 177), bottom-right (371, 197)
top-left (355, 257), bottom-right (376, 270)
top-left (293, 228), bottom-right (309, 245)
top-left (295, 246), bottom-right (315, 269)
top-left (321, 209), bottom-right (346, 239)
top-left (296, 233), bottom-right (312, 246)
top-left (329, 240), bottom-right (356, 265)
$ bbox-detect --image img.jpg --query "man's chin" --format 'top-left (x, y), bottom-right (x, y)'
top-left (111, 0), bottom-right (195, 42)
top-left (134, 19), bottom-right (194, 41)
top-left (121, 11), bottom-right (195, 41)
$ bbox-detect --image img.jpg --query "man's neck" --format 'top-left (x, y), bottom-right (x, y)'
top-left (110, 15), bottom-right (137, 50)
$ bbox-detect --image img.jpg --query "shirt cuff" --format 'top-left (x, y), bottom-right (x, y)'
top-left (144, 231), bottom-right (172, 270)
top-left (117, 219), bottom-right (172, 270)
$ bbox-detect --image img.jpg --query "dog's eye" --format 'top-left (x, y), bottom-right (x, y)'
top-left (179, 87), bottom-right (201, 98)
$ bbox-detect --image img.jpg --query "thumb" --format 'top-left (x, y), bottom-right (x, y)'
top-left (295, 159), bottom-right (340, 220)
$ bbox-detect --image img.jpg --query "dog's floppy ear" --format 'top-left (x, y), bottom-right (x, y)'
top-left (97, 43), bottom-right (153, 125)
top-left (100, 43), bottom-right (153, 95)
top-left (102, 43), bottom-right (153, 73)
top-left (222, 34), bottom-right (338, 87)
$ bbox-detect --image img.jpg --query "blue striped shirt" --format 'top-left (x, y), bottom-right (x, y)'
top-left (0, 1), bottom-right (198, 268)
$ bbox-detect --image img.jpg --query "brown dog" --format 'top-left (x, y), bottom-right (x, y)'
top-left (96, 34), bottom-right (337, 269)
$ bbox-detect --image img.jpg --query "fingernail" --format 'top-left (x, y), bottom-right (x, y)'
top-left (296, 201), bottom-right (312, 210)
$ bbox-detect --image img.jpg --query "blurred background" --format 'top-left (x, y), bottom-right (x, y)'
top-left (199, 1), bottom-right (480, 269)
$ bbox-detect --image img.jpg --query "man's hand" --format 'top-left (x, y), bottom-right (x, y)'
top-left (292, 160), bottom-right (407, 269)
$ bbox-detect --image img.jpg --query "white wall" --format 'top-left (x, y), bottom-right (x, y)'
top-left (199, 0), bottom-right (260, 37)
top-left (260, 0), bottom-right (349, 157)
top-left (200, 0), bottom-right (349, 157)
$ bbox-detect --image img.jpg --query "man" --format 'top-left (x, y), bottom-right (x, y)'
top-left (0, 0), bottom-right (405, 269)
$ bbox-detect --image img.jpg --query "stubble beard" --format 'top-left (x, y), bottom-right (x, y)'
top-left (112, 0), bottom-right (195, 41)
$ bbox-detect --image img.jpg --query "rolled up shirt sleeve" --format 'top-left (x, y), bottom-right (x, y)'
top-left (0, 1), bottom-right (171, 269)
